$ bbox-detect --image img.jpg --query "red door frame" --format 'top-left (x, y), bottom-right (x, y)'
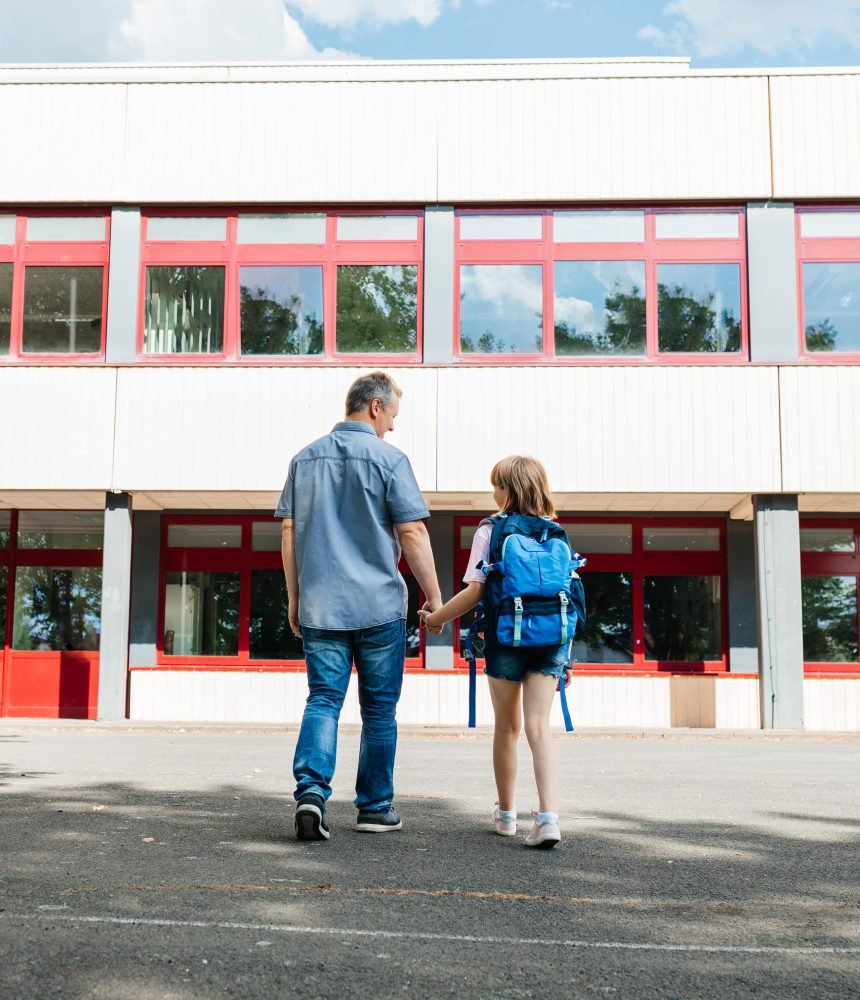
top-left (1, 510), bottom-right (103, 719)
top-left (800, 518), bottom-right (860, 676)
top-left (151, 514), bottom-right (425, 672)
top-left (453, 514), bottom-right (729, 674)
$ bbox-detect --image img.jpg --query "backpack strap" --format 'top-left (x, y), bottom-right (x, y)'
top-left (559, 676), bottom-right (574, 733)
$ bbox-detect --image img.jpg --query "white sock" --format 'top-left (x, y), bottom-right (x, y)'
top-left (497, 808), bottom-right (516, 822)
top-left (536, 811), bottom-right (558, 826)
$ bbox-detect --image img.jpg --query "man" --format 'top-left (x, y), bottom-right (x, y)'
top-left (277, 371), bottom-right (441, 841)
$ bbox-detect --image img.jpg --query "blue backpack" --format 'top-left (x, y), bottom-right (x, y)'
top-left (465, 513), bottom-right (586, 731)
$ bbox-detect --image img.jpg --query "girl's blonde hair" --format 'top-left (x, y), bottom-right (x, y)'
top-left (490, 455), bottom-right (556, 519)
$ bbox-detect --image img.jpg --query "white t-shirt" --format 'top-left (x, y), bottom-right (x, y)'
top-left (463, 523), bottom-right (493, 584)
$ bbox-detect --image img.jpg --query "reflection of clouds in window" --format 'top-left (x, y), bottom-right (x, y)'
top-left (804, 262), bottom-right (860, 352)
top-left (459, 265), bottom-right (543, 354)
top-left (554, 294), bottom-right (595, 331)
top-left (460, 264), bottom-right (542, 316)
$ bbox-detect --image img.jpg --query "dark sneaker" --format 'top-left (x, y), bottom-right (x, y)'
top-left (355, 807), bottom-right (402, 833)
top-left (295, 793), bottom-right (330, 841)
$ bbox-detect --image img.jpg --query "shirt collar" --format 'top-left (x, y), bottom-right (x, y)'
top-left (333, 420), bottom-right (378, 436)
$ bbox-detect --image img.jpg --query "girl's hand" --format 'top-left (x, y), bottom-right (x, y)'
top-left (418, 609), bottom-right (444, 635)
top-left (561, 667), bottom-right (573, 689)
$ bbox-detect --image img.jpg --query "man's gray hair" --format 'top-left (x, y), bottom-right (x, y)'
top-left (345, 371), bottom-right (403, 415)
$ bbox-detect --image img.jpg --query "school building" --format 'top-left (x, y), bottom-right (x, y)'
top-left (0, 58), bottom-right (859, 730)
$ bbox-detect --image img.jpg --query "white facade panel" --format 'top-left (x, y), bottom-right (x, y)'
top-left (437, 367), bottom-right (781, 494)
top-left (804, 679), bottom-right (860, 732)
top-left (437, 76), bottom-right (771, 202)
top-left (0, 84), bottom-right (127, 201)
top-left (122, 82), bottom-right (437, 203)
top-left (112, 367), bottom-right (437, 492)
top-left (771, 75), bottom-right (860, 197)
top-left (0, 369), bottom-right (116, 490)
top-left (780, 367), bottom-right (860, 493)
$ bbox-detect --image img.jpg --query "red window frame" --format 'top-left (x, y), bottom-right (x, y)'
top-left (137, 209), bottom-right (424, 365)
top-left (0, 509), bottom-right (104, 718)
top-left (0, 210), bottom-right (110, 364)
top-left (800, 518), bottom-right (860, 676)
top-left (453, 206), bottom-right (749, 365)
top-left (155, 515), bottom-right (425, 671)
top-left (453, 515), bottom-right (728, 674)
top-left (796, 207), bottom-right (860, 362)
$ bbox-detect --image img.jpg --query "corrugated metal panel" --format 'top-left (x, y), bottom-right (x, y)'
top-left (112, 367), bottom-right (437, 492)
top-left (780, 367), bottom-right (860, 493)
top-left (0, 84), bottom-right (127, 202)
top-left (715, 677), bottom-right (760, 729)
top-left (804, 679), bottom-right (860, 732)
top-left (123, 81), bottom-right (437, 204)
top-left (437, 367), bottom-right (781, 494)
top-left (771, 75), bottom-right (860, 197)
top-left (437, 76), bottom-right (771, 201)
top-left (0, 369), bottom-right (116, 490)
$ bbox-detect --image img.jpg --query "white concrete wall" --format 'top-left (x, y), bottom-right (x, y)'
top-left (128, 670), bottom-right (767, 730)
top-left (0, 368), bottom-right (117, 490)
top-left (13, 364), bottom-right (859, 497)
top-left (780, 367), bottom-right (860, 493)
top-left (0, 65), bottom-right (775, 203)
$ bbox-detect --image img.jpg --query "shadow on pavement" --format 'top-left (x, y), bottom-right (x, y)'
top-left (1, 777), bottom-right (858, 999)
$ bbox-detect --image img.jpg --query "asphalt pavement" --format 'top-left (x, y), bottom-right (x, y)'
top-left (1, 722), bottom-right (858, 999)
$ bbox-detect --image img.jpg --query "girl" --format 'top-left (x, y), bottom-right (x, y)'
top-left (419, 455), bottom-right (571, 849)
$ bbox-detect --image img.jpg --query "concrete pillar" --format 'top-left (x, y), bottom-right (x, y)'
top-left (726, 520), bottom-right (759, 673)
top-left (422, 206), bottom-right (455, 364)
top-left (746, 202), bottom-right (800, 362)
top-left (97, 493), bottom-right (133, 720)
top-left (425, 512), bottom-right (455, 670)
top-left (753, 495), bottom-right (804, 729)
top-left (105, 207), bottom-right (142, 364)
top-left (129, 512), bottom-right (161, 668)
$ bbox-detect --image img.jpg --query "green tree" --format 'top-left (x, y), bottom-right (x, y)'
top-left (555, 283), bottom-right (646, 355)
top-left (657, 283), bottom-right (740, 353)
top-left (240, 284), bottom-right (323, 355)
top-left (335, 265), bottom-right (417, 352)
top-left (801, 577), bottom-right (858, 662)
top-left (805, 317), bottom-right (838, 352)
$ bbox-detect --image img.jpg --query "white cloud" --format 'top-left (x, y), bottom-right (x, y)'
top-left (117, 0), bottom-right (354, 61)
top-left (286, 0), bottom-right (447, 30)
top-left (638, 0), bottom-right (860, 57)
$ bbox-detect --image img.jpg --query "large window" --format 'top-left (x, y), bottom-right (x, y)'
top-left (5, 512), bottom-right (104, 652)
top-left (159, 517), bottom-right (424, 667)
top-left (455, 209), bottom-right (747, 362)
top-left (797, 209), bottom-right (860, 355)
top-left (0, 213), bottom-right (109, 361)
top-left (800, 521), bottom-right (860, 673)
top-left (139, 212), bottom-right (422, 361)
top-left (454, 517), bottom-right (726, 671)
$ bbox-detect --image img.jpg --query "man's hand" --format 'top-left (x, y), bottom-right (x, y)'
top-left (289, 608), bottom-right (302, 639)
top-left (418, 607), bottom-right (444, 635)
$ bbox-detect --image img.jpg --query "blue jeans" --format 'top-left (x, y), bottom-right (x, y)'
top-left (293, 617), bottom-right (406, 813)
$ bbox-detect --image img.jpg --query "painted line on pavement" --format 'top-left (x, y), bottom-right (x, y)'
top-left (3, 913), bottom-right (859, 956)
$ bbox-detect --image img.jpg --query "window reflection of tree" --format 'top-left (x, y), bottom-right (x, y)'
top-left (572, 572), bottom-right (633, 664)
top-left (12, 566), bottom-right (102, 651)
top-left (240, 277), bottom-right (323, 355)
top-left (643, 576), bottom-right (721, 662)
top-left (801, 576), bottom-right (859, 662)
top-left (250, 569), bottom-right (304, 661)
top-left (336, 265), bottom-right (417, 353)
top-left (657, 282), bottom-right (740, 353)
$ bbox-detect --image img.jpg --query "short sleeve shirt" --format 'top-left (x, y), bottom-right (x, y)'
top-left (275, 421), bottom-right (430, 630)
top-left (463, 523), bottom-right (492, 584)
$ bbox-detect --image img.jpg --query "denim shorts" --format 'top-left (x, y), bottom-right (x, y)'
top-left (483, 638), bottom-right (570, 683)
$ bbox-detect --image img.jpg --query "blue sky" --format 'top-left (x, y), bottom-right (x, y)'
top-left (0, 0), bottom-right (859, 66)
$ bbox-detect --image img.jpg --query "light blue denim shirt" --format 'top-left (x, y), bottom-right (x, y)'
top-left (275, 421), bottom-right (430, 630)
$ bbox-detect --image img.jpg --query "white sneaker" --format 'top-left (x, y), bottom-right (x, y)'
top-left (492, 805), bottom-right (517, 837)
top-left (525, 812), bottom-right (561, 849)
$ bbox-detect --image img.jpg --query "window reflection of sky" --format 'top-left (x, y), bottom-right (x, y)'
top-left (459, 264), bottom-right (542, 353)
top-left (803, 262), bottom-right (860, 352)
top-left (554, 260), bottom-right (645, 354)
